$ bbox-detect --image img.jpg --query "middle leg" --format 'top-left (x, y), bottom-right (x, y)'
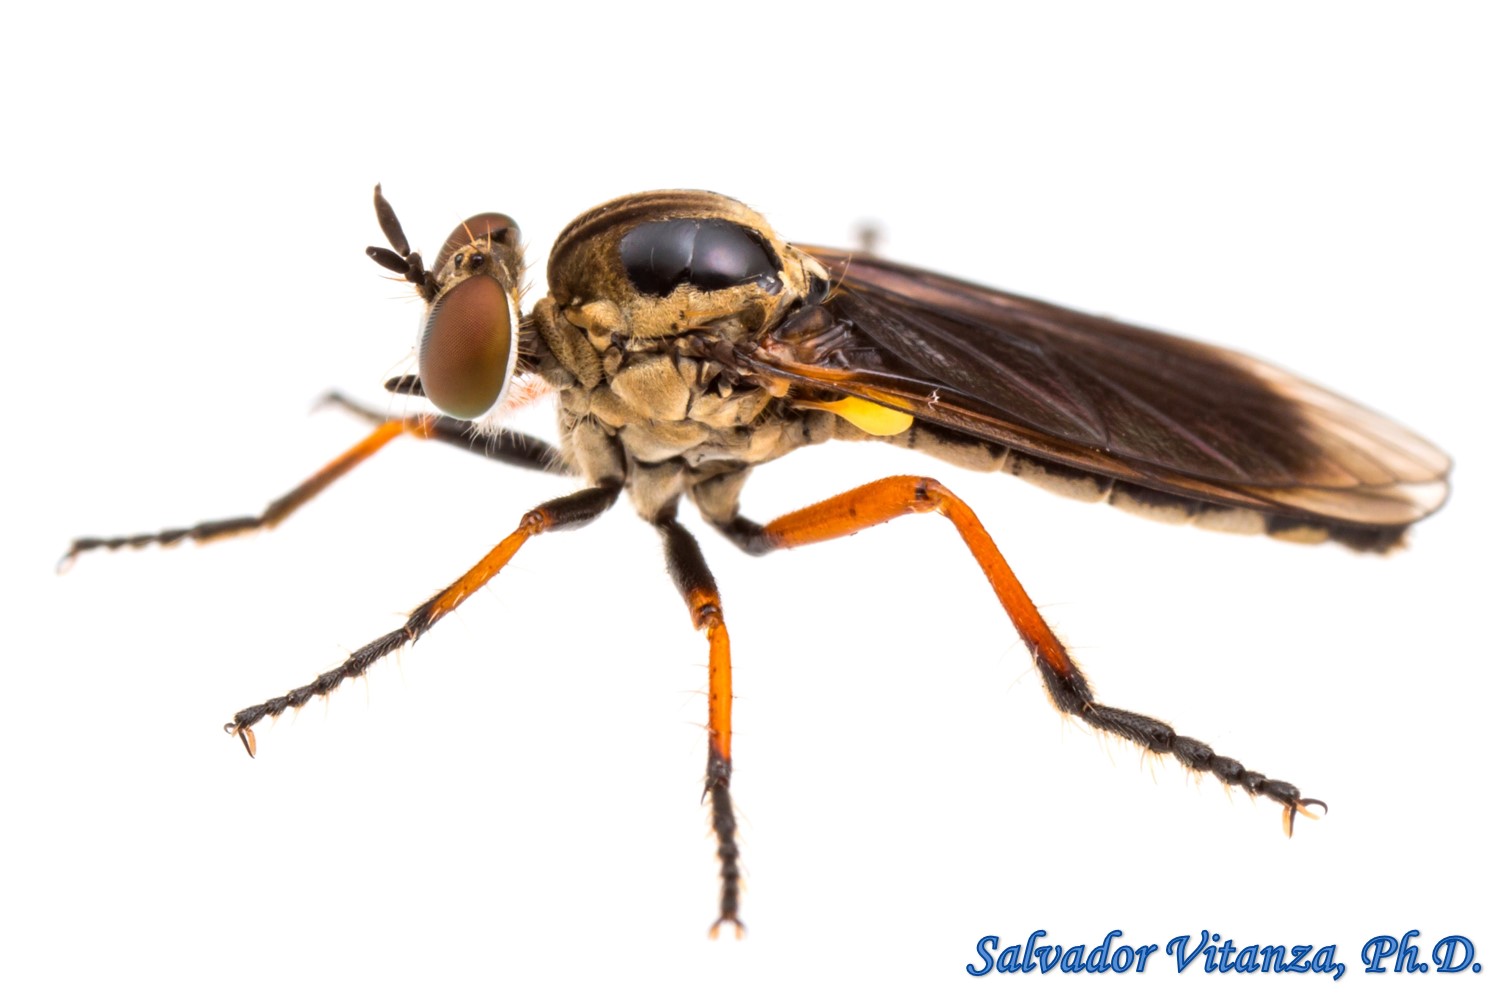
top-left (655, 513), bottom-right (742, 938)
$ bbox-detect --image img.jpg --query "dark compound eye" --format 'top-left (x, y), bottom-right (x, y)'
top-left (805, 271), bottom-right (830, 305)
top-left (434, 212), bottom-right (520, 273)
top-left (418, 274), bottom-right (515, 419)
top-left (620, 218), bottom-right (782, 297)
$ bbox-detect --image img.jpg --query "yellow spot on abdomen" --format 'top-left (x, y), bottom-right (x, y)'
top-left (803, 396), bottom-right (914, 436)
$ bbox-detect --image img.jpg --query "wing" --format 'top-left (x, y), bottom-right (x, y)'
top-left (749, 247), bottom-right (1449, 548)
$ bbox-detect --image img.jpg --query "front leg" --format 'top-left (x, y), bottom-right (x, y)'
top-left (62, 398), bottom-right (564, 569)
top-left (226, 482), bottom-right (621, 755)
top-left (712, 475), bottom-right (1325, 835)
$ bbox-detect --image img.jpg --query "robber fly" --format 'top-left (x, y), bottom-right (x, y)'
top-left (65, 187), bottom-right (1450, 935)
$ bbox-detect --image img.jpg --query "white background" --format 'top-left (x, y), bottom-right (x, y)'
top-left (5, 2), bottom-right (1495, 996)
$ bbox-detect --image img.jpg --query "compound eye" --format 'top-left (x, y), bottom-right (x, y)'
top-left (620, 218), bottom-right (782, 296)
top-left (418, 274), bottom-right (515, 419)
top-left (434, 212), bottom-right (520, 272)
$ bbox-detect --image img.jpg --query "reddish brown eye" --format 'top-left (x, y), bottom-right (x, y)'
top-left (418, 274), bottom-right (515, 419)
top-left (434, 212), bottom-right (520, 272)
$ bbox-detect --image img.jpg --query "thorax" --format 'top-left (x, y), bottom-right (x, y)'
top-left (531, 303), bottom-right (838, 520)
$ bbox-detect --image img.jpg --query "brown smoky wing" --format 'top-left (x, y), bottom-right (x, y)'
top-left (762, 247), bottom-right (1449, 534)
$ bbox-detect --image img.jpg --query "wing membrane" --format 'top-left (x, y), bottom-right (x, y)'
top-left (756, 248), bottom-right (1449, 534)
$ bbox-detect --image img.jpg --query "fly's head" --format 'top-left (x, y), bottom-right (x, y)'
top-left (367, 186), bottom-right (525, 420)
top-left (543, 191), bottom-right (831, 353)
